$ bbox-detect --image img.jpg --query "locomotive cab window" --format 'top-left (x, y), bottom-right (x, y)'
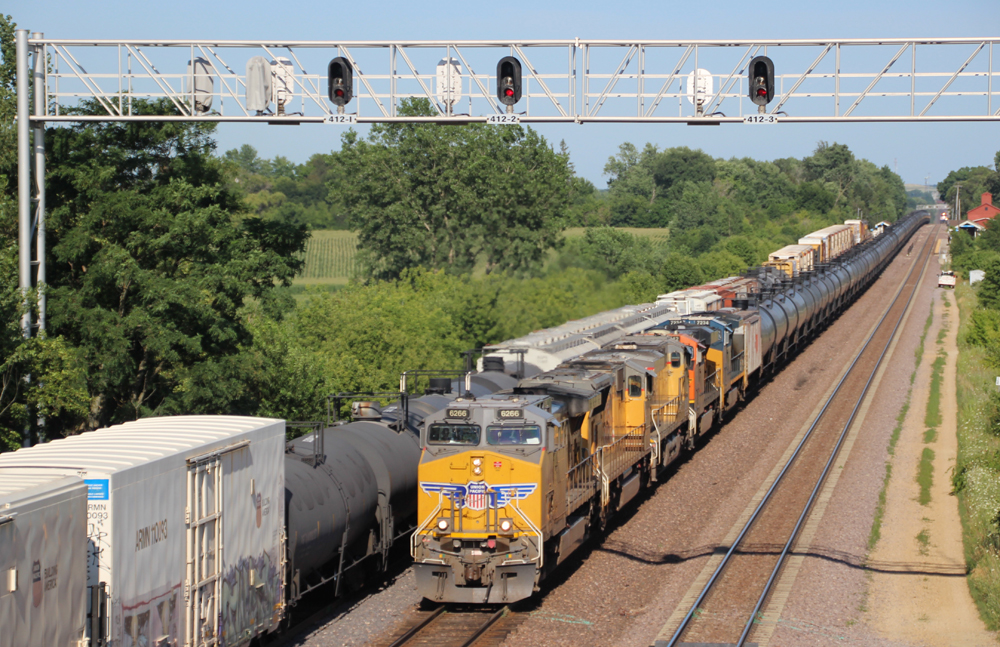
top-left (628, 375), bottom-right (642, 398)
top-left (428, 423), bottom-right (481, 445)
top-left (671, 351), bottom-right (682, 368)
top-left (487, 425), bottom-right (541, 446)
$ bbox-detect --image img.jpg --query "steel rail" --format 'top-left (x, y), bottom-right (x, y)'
top-left (386, 605), bottom-right (446, 647)
top-left (387, 604), bottom-right (509, 647)
top-left (735, 223), bottom-right (939, 646)
top-left (663, 221), bottom-right (936, 647)
top-left (459, 606), bottom-right (508, 647)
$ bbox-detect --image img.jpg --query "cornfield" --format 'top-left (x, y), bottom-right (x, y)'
top-left (298, 231), bottom-right (359, 281)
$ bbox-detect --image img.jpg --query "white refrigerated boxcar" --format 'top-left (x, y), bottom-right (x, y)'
top-left (0, 471), bottom-right (88, 647)
top-left (0, 416), bottom-right (286, 647)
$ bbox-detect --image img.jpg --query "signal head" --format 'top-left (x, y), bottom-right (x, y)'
top-left (328, 57), bottom-right (353, 107)
top-left (748, 56), bottom-right (775, 106)
top-left (496, 57), bottom-right (522, 106)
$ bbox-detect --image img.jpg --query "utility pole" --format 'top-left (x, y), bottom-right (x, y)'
top-left (955, 183), bottom-right (962, 221)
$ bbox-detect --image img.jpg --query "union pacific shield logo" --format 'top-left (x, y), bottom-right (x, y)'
top-left (420, 482), bottom-right (537, 510)
top-left (466, 481), bottom-right (489, 510)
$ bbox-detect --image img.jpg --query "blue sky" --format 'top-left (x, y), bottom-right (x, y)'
top-left (12, 0), bottom-right (1000, 191)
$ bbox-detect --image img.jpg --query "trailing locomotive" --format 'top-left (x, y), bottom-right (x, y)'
top-left (411, 212), bottom-right (929, 603)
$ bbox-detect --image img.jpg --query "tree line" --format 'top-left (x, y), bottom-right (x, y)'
top-left (937, 152), bottom-right (1000, 219)
top-left (0, 14), bottom-right (912, 450)
top-left (951, 151), bottom-right (1000, 370)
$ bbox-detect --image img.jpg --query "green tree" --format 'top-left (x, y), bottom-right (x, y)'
top-left (603, 142), bottom-right (665, 226)
top-left (43, 99), bottom-right (308, 429)
top-left (938, 166), bottom-right (994, 218)
top-left (650, 146), bottom-right (717, 198)
top-left (978, 255), bottom-right (1000, 311)
top-left (334, 98), bottom-right (569, 280)
top-left (223, 144), bottom-right (269, 175)
top-left (803, 141), bottom-right (857, 205)
top-left (571, 227), bottom-right (661, 278)
top-left (619, 270), bottom-right (662, 304)
top-left (659, 254), bottom-right (704, 292)
top-left (0, 15), bottom-right (91, 449)
top-left (723, 236), bottom-right (759, 266)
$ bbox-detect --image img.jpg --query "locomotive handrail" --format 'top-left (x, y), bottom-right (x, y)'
top-left (566, 453), bottom-right (598, 512)
top-left (730, 350), bottom-right (744, 376)
top-left (648, 394), bottom-right (685, 479)
top-left (508, 500), bottom-right (544, 570)
top-left (598, 426), bottom-right (650, 505)
top-left (703, 371), bottom-right (721, 402)
top-left (411, 492), bottom-right (445, 558)
top-left (650, 394), bottom-right (684, 421)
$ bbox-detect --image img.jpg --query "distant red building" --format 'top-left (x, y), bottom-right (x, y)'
top-left (968, 192), bottom-right (1000, 226)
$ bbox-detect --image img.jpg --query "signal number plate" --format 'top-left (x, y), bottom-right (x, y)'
top-left (487, 114), bottom-right (520, 125)
top-left (324, 114), bottom-right (357, 125)
top-left (743, 114), bottom-right (778, 125)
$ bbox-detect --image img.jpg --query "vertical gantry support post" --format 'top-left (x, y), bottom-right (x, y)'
top-left (32, 33), bottom-right (46, 444)
top-left (16, 30), bottom-right (31, 340)
top-left (32, 33), bottom-right (45, 334)
top-left (16, 30), bottom-right (32, 448)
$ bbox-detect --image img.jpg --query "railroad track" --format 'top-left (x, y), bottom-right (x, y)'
top-left (385, 605), bottom-right (513, 647)
top-left (659, 223), bottom-right (939, 647)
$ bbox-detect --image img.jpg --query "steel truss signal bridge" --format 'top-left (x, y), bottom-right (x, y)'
top-left (18, 35), bottom-right (1000, 124)
top-left (11, 32), bottom-right (1000, 343)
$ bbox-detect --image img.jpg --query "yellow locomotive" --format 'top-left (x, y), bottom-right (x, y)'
top-left (412, 334), bottom-right (691, 603)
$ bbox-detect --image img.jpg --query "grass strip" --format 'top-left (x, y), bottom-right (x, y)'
top-left (917, 447), bottom-right (935, 506)
top-left (924, 353), bottom-right (946, 429)
top-left (916, 527), bottom-right (930, 555)
top-left (952, 283), bottom-right (1000, 629)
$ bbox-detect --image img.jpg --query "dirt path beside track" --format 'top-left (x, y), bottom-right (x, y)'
top-left (866, 287), bottom-right (996, 646)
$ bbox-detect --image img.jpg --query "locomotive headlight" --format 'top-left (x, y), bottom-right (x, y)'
top-left (499, 518), bottom-right (514, 534)
top-left (436, 518), bottom-right (450, 533)
top-left (473, 466), bottom-right (483, 475)
top-left (472, 458), bottom-right (482, 467)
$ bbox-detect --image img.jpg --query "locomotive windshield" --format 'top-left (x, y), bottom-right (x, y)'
top-left (487, 425), bottom-right (541, 446)
top-left (428, 423), bottom-right (481, 445)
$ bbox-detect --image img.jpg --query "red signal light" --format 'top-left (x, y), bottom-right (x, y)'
top-left (335, 89), bottom-right (344, 97)
top-left (505, 88), bottom-right (514, 97)
top-left (756, 88), bottom-right (767, 97)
